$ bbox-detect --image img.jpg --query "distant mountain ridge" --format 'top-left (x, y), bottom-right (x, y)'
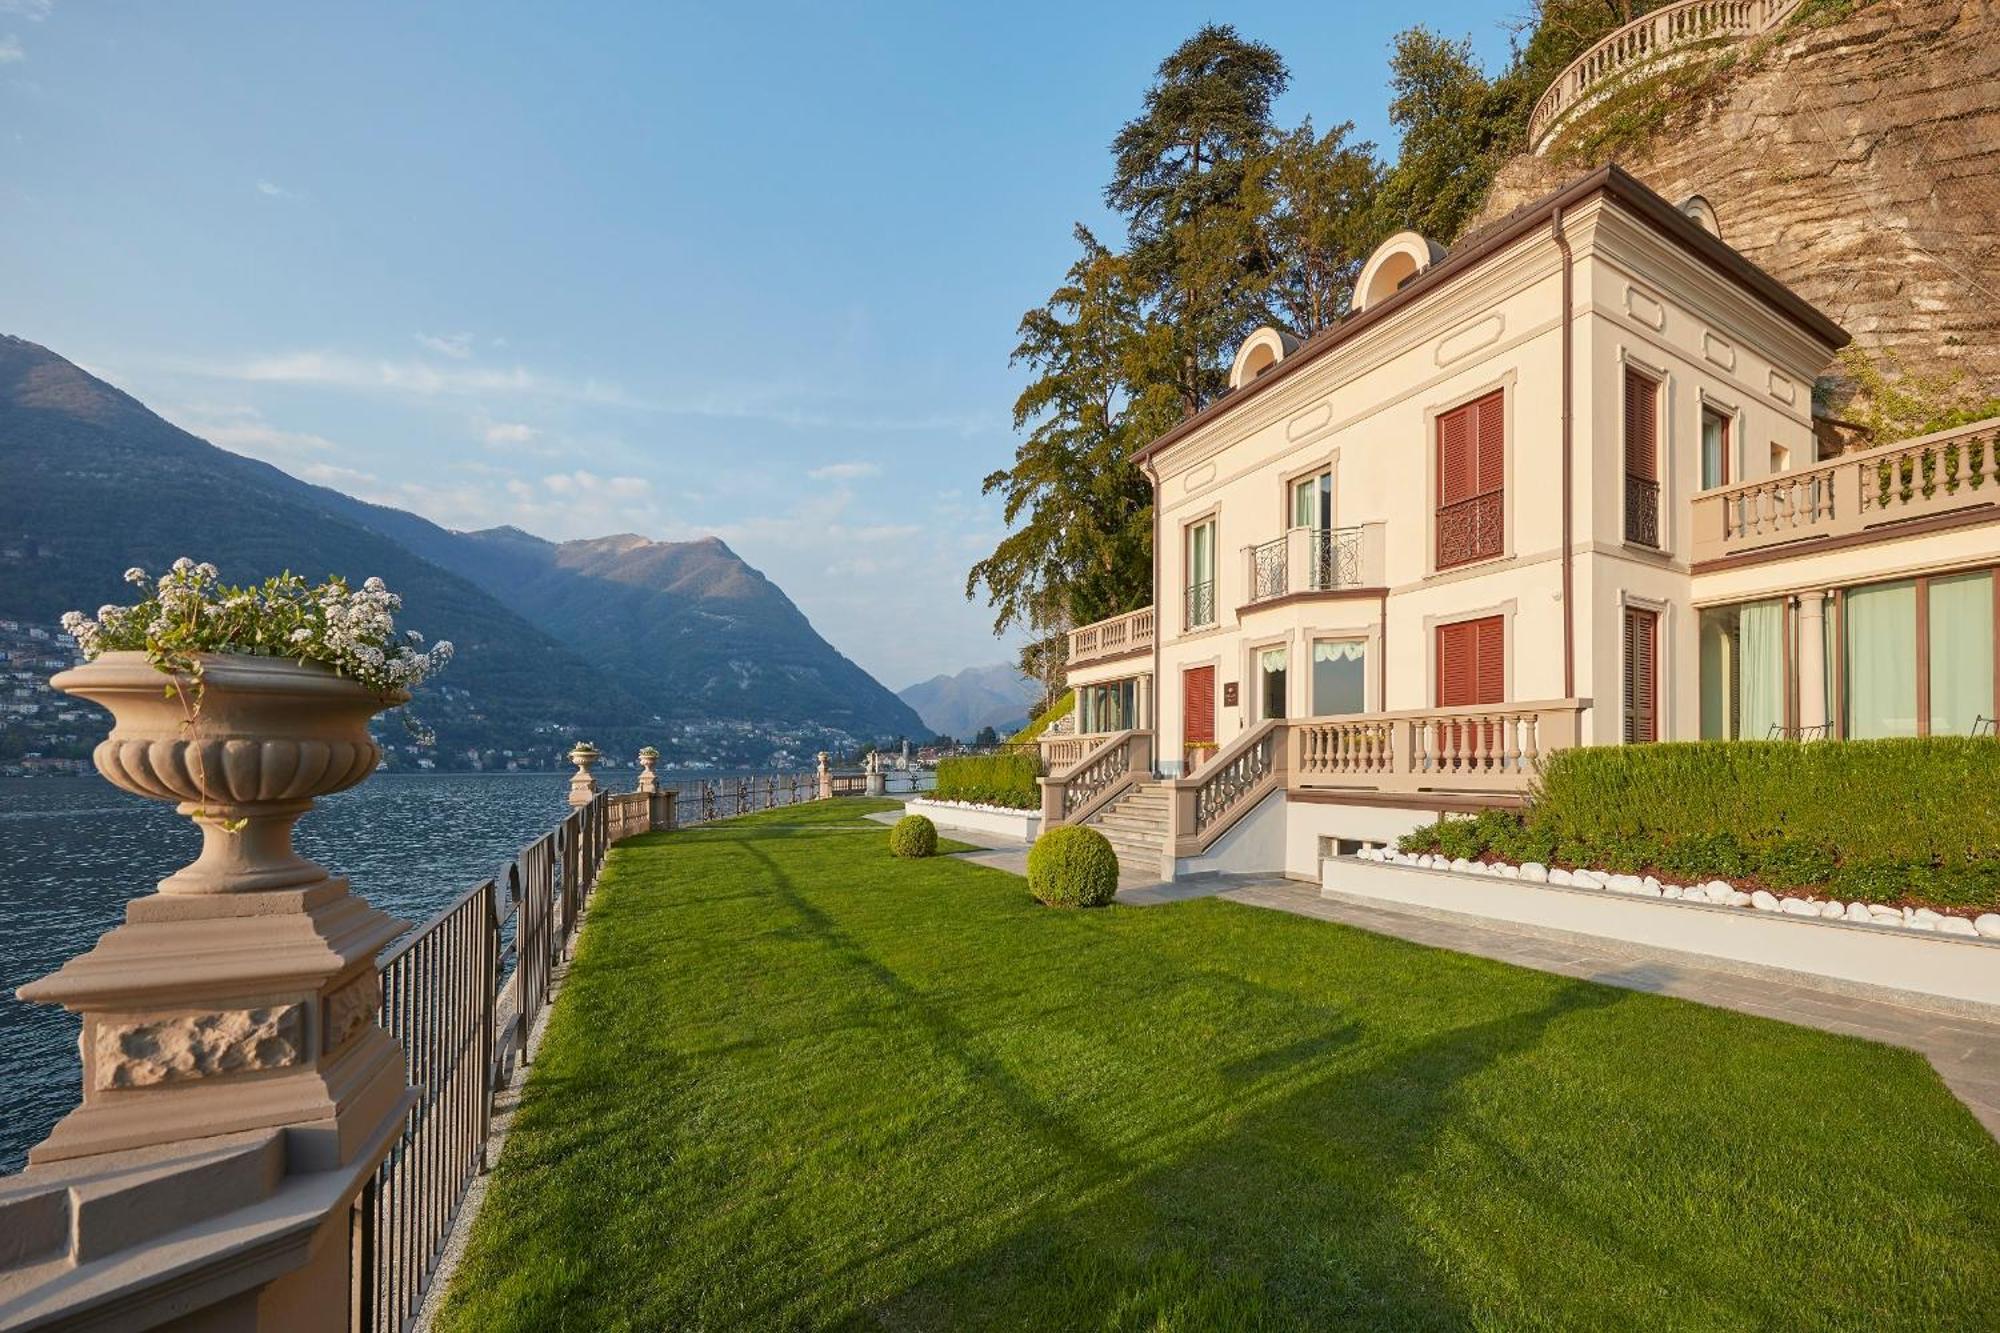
top-left (897, 662), bottom-right (1036, 740)
top-left (0, 334), bottom-right (922, 766)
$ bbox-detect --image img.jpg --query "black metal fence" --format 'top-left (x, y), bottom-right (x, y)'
top-left (353, 793), bottom-right (612, 1333)
top-left (351, 764), bottom-right (909, 1331)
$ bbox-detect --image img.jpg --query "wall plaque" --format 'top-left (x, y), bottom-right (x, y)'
top-left (1222, 682), bottom-right (1239, 707)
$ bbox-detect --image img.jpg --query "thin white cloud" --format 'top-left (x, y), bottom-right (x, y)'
top-left (415, 331), bottom-right (475, 359)
top-left (164, 403), bottom-right (338, 458)
top-left (0, 35), bottom-right (24, 63)
top-left (300, 461), bottom-right (379, 489)
top-left (255, 180), bottom-right (296, 199)
top-left (542, 470), bottom-right (650, 499)
top-left (481, 420), bottom-right (537, 445)
top-left (0, 1), bottom-right (53, 19)
top-left (807, 460), bottom-right (880, 481)
top-left (179, 348), bottom-right (650, 410)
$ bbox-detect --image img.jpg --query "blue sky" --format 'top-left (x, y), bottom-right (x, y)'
top-left (0, 1), bottom-right (1515, 688)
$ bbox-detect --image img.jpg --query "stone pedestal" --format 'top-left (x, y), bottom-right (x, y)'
top-left (816, 751), bottom-right (832, 801)
top-left (1, 652), bottom-right (415, 1331)
top-left (21, 654), bottom-right (410, 1171)
top-left (864, 750), bottom-right (886, 797)
top-left (568, 742), bottom-right (602, 807)
top-left (636, 747), bottom-right (660, 794)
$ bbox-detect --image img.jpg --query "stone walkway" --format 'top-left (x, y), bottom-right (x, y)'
top-left (1212, 878), bottom-right (2000, 1141)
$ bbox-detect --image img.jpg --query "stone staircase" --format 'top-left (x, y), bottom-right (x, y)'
top-left (1084, 781), bottom-right (1170, 880)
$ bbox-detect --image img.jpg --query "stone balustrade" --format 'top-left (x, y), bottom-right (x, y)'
top-left (1528, 0), bottom-right (1800, 153)
top-left (1067, 605), bottom-right (1155, 666)
top-left (1690, 415), bottom-right (2000, 565)
top-left (1288, 700), bottom-right (1590, 796)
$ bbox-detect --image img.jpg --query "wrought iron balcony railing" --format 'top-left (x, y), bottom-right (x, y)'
top-left (1625, 475), bottom-right (1661, 548)
top-left (1185, 579), bottom-right (1216, 629)
top-left (1244, 526), bottom-right (1368, 607)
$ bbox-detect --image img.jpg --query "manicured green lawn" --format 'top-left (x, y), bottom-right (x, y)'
top-left (437, 799), bottom-right (2000, 1331)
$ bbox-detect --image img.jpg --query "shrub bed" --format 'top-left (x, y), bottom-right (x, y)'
top-left (1396, 739), bottom-right (2000, 912)
top-left (888, 814), bottom-right (937, 859)
top-left (934, 752), bottom-right (1042, 810)
top-left (1026, 826), bottom-right (1119, 907)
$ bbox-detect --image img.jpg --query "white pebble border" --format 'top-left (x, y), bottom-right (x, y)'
top-left (912, 797), bottom-right (1040, 816)
top-left (1353, 847), bottom-right (2000, 941)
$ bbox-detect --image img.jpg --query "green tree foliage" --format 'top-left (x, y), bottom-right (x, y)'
top-left (1253, 119), bottom-right (1384, 335)
top-left (972, 12), bottom-right (1643, 649)
top-left (1375, 29), bottom-right (1509, 245)
top-left (967, 227), bottom-right (1154, 639)
top-left (1108, 23), bottom-right (1291, 417)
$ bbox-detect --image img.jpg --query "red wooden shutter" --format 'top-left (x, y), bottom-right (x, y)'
top-left (1623, 608), bottom-right (1658, 742)
top-left (1183, 666), bottom-right (1215, 745)
top-left (1474, 390), bottom-right (1506, 496)
top-left (1437, 405), bottom-right (1473, 508)
top-left (1474, 615), bottom-right (1505, 704)
top-left (1624, 369), bottom-right (1657, 482)
top-left (1437, 616), bottom-right (1504, 708)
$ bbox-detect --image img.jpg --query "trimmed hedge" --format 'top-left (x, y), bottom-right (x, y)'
top-left (1026, 825), bottom-right (1120, 907)
top-left (934, 752), bottom-right (1042, 810)
top-left (888, 814), bottom-right (937, 859)
top-left (1397, 739), bottom-right (2000, 910)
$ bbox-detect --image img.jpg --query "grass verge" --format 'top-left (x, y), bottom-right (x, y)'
top-left (437, 797), bottom-right (2000, 1330)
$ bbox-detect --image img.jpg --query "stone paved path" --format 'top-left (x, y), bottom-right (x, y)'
top-left (1215, 878), bottom-right (2000, 1141)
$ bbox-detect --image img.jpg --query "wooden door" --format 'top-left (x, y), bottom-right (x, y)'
top-left (1183, 665), bottom-right (1215, 770)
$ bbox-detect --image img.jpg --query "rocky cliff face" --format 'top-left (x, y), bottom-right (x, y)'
top-left (1475, 0), bottom-right (2000, 423)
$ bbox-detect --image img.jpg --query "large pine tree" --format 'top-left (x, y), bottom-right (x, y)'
top-left (1108, 24), bottom-right (1290, 416)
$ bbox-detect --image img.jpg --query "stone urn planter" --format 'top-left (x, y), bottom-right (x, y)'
top-left (50, 650), bottom-right (397, 894)
top-left (21, 651), bottom-right (411, 1168)
top-left (568, 740), bottom-right (602, 806)
top-left (637, 746), bottom-right (660, 794)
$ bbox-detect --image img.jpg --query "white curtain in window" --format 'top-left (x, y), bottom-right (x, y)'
top-left (1929, 571), bottom-right (1994, 736)
top-left (1845, 581), bottom-right (1918, 738)
top-left (1737, 600), bottom-right (1784, 740)
top-left (1312, 640), bottom-right (1366, 716)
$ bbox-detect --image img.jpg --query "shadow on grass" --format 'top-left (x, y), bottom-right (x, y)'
top-left (734, 839), bottom-right (1626, 1328)
top-left (857, 983), bottom-right (1625, 1330)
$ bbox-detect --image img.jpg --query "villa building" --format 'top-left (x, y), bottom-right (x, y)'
top-left (1050, 165), bottom-right (2000, 879)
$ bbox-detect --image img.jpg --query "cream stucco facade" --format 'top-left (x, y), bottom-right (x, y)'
top-left (1050, 166), bottom-right (2000, 877)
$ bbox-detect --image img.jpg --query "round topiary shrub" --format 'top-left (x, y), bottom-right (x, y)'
top-left (1027, 825), bottom-right (1119, 908)
top-left (888, 813), bottom-right (938, 859)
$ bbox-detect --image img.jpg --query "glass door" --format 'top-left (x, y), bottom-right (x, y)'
top-left (1259, 646), bottom-right (1288, 722)
top-left (1290, 470), bottom-right (1332, 530)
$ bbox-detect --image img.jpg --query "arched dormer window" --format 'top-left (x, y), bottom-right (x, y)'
top-left (1227, 326), bottom-right (1300, 390)
top-left (1678, 194), bottom-right (1721, 240)
top-left (1354, 231), bottom-right (1445, 314)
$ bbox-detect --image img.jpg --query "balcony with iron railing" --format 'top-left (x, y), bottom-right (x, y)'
top-left (1690, 415), bottom-right (2000, 566)
top-left (1243, 523), bottom-right (1386, 607)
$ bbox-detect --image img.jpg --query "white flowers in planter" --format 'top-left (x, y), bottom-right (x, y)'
top-left (61, 559), bottom-right (453, 697)
top-left (1353, 846), bottom-right (2000, 940)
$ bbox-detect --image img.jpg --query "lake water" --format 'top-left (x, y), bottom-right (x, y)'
top-left (0, 772), bottom-right (577, 1173)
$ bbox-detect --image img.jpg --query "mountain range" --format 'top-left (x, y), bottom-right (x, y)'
top-left (896, 663), bottom-right (1037, 741)
top-left (0, 334), bottom-right (925, 769)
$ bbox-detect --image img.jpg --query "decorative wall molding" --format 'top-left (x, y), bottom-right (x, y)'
top-left (93, 1003), bottom-right (306, 1090)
